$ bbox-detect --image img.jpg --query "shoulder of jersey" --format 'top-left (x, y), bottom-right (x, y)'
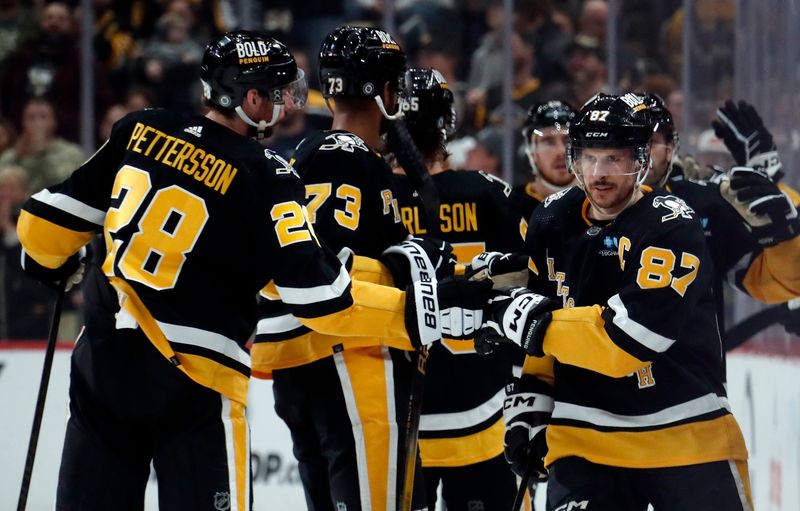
top-left (641, 189), bottom-right (699, 225)
top-left (539, 185), bottom-right (582, 210)
top-left (293, 130), bottom-right (381, 176)
top-left (436, 169), bottom-right (513, 197)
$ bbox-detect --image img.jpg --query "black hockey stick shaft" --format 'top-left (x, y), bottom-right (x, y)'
top-left (17, 281), bottom-right (66, 511)
top-left (724, 304), bottom-right (787, 351)
top-left (512, 463), bottom-right (535, 511)
top-left (388, 120), bottom-right (442, 511)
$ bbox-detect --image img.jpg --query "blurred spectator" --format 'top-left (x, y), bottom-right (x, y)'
top-left (666, 88), bottom-right (683, 132)
top-left (140, 10), bottom-right (204, 68)
top-left (0, 0), bottom-right (39, 75)
top-left (635, 73), bottom-right (677, 102)
top-left (694, 128), bottom-right (734, 170)
top-left (0, 117), bottom-right (17, 155)
top-left (562, 34), bottom-right (609, 108)
top-left (0, 0), bottom-right (114, 143)
top-left (98, 103), bottom-right (130, 142)
top-left (0, 164), bottom-right (54, 340)
top-left (465, 1), bottom-right (507, 121)
top-left (0, 97), bottom-right (86, 193)
top-left (464, 126), bottom-right (503, 176)
top-left (516, 0), bottom-right (571, 85)
top-left (579, 0), bottom-right (608, 44)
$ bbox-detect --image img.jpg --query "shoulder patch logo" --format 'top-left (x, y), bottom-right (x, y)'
top-left (543, 187), bottom-right (572, 207)
top-left (264, 149), bottom-right (299, 178)
top-left (319, 133), bottom-right (370, 153)
top-left (652, 195), bottom-right (694, 222)
top-left (184, 125), bottom-right (203, 137)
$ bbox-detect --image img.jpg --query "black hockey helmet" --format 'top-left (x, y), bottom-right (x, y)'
top-left (644, 92), bottom-right (676, 145)
top-left (568, 93), bottom-right (654, 183)
top-left (318, 26), bottom-right (406, 118)
top-left (521, 100), bottom-right (576, 141)
top-left (201, 30), bottom-right (305, 112)
top-left (400, 67), bottom-right (455, 143)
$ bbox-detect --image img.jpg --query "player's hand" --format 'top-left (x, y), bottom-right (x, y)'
top-left (719, 166), bottom-right (799, 247)
top-left (438, 275), bottom-right (494, 339)
top-left (404, 275), bottom-right (493, 347)
top-left (503, 376), bottom-right (553, 481)
top-left (474, 287), bottom-right (559, 356)
top-left (468, 251), bottom-right (528, 279)
top-left (21, 246), bottom-right (86, 292)
top-left (712, 100), bottom-right (783, 178)
top-left (381, 236), bottom-right (456, 288)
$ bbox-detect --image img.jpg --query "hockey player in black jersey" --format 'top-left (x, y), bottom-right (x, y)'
top-left (477, 93), bottom-right (754, 510)
top-left (644, 93), bottom-right (800, 347)
top-left (250, 27), bottom-right (477, 511)
top-left (391, 67), bottom-right (528, 511)
top-left (515, 101), bottom-right (577, 229)
top-left (16, 31), bottom-right (487, 511)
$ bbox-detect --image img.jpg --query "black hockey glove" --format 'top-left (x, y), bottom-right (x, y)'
top-left (381, 236), bottom-right (456, 289)
top-left (503, 376), bottom-right (553, 481)
top-left (719, 166), bottom-right (799, 247)
top-left (474, 287), bottom-right (559, 356)
top-left (712, 100), bottom-right (783, 178)
top-left (20, 247), bottom-right (86, 292)
top-left (404, 275), bottom-right (493, 347)
top-left (467, 251), bottom-right (529, 280)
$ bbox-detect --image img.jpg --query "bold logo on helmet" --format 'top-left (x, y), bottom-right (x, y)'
top-left (652, 195), bottom-right (695, 222)
top-left (236, 41), bottom-right (270, 64)
top-left (620, 92), bottom-right (646, 110)
top-left (585, 132), bottom-right (608, 138)
top-left (375, 30), bottom-right (401, 50)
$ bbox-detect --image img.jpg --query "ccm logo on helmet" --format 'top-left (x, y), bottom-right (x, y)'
top-left (237, 41), bottom-right (270, 63)
top-left (585, 132), bottom-right (609, 138)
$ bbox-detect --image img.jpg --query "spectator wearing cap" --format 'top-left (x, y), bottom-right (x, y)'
top-left (464, 127), bottom-right (503, 176)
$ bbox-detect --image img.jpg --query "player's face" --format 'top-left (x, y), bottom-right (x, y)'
top-left (530, 126), bottom-right (573, 186)
top-left (574, 146), bottom-right (639, 214)
top-left (645, 132), bottom-right (673, 186)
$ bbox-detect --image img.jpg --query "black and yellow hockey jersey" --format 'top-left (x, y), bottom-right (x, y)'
top-left (17, 109), bottom-right (414, 405)
top-left (512, 181), bottom-right (545, 238)
top-left (251, 130), bottom-right (411, 375)
top-left (665, 174), bottom-right (800, 338)
top-left (522, 186), bottom-right (747, 469)
top-left (393, 169), bottom-right (526, 467)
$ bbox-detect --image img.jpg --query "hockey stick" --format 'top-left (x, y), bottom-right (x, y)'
top-left (17, 280), bottom-right (67, 511)
top-left (387, 120), bottom-right (442, 511)
top-left (512, 462), bottom-right (536, 511)
top-left (725, 303), bottom-right (793, 351)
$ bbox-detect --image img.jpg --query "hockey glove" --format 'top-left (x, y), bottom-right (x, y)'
top-left (381, 236), bottom-right (456, 289)
top-left (468, 251), bottom-right (529, 279)
top-left (438, 275), bottom-right (494, 339)
top-left (404, 274), bottom-right (494, 347)
top-left (712, 100), bottom-right (783, 178)
top-left (503, 376), bottom-right (554, 481)
top-left (719, 166), bottom-right (799, 247)
top-left (20, 246), bottom-right (86, 292)
top-left (474, 287), bottom-right (559, 356)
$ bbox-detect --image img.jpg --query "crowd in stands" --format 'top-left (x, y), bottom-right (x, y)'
top-left (0, 0), bottom-right (736, 340)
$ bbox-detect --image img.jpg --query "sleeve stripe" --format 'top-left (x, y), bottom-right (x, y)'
top-left (256, 313), bottom-right (303, 334)
top-left (420, 388), bottom-right (505, 432)
top-left (32, 189), bottom-right (106, 226)
top-left (552, 392), bottom-right (731, 428)
top-left (157, 320), bottom-right (251, 367)
top-left (276, 263), bottom-right (351, 305)
top-left (607, 294), bottom-right (676, 353)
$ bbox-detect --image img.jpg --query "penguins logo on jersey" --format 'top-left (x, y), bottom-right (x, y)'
top-left (653, 195), bottom-right (694, 222)
top-left (318, 133), bottom-right (370, 153)
top-left (543, 187), bottom-right (571, 207)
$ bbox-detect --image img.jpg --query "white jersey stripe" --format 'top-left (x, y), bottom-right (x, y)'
top-left (607, 293), bottom-right (676, 353)
top-left (32, 189), bottom-right (106, 226)
top-left (221, 396), bottom-right (239, 511)
top-left (256, 313), bottom-right (303, 335)
top-left (276, 263), bottom-right (351, 305)
top-left (157, 320), bottom-right (251, 367)
top-left (552, 392), bottom-right (731, 428)
top-left (334, 351), bottom-right (372, 510)
top-left (420, 387), bottom-right (505, 432)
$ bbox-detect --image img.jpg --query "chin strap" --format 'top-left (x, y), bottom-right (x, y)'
top-left (375, 95), bottom-right (403, 120)
top-left (235, 104), bottom-right (282, 139)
